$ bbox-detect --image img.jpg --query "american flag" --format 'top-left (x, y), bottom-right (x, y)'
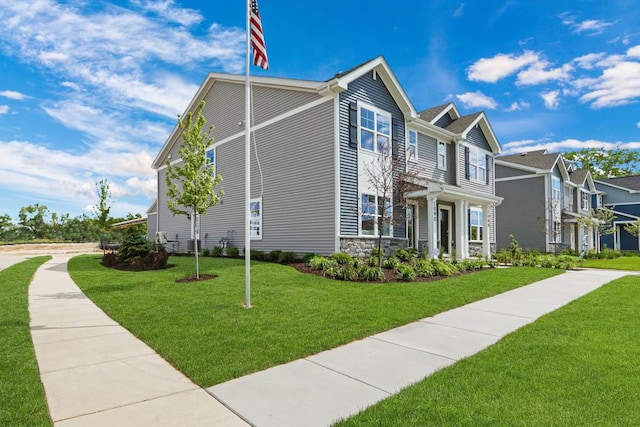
top-left (250, 0), bottom-right (269, 70)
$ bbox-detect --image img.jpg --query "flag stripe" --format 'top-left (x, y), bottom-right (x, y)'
top-left (250, 0), bottom-right (269, 70)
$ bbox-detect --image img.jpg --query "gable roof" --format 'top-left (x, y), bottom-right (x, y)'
top-left (498, 150), bottom-right (561, 170)
top-left (418, 102), bottom-right (461, 124)
top-left (596, 175), bottom-right (640, 192)
top-left (445, 112), bottom-right (482, 134)
top-left (569, 169), bottom-right (596, 191)
top-left (447, 112), bottom-right (501, 154)
top-left (325, 56), bottom-right (417, 118)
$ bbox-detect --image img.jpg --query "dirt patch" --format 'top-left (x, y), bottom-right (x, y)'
top-left (0, 243), bottom-right (100, 255)
top-left (175, 274), bottom-right (218, 283)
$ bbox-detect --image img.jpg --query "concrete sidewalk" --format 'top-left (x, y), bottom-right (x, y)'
top-left (29, 255), bottom-right (247, 427)
top-left (208, 268), bottom-right (632, 427)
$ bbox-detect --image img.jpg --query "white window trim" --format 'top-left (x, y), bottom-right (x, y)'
top-left (437, 140), bottom-right (447, 171)
top-left (206, 148), bottom-right (215, 175)
top-left (359, 193), bottom-right (393, 237)
top-left (407, 129), bottom-right (418, 163)
top-left (580, 190), bottom-right (590, 211)
top-left (358, 102), bottom-right (392, 155)
top-left (469, 207), bottom-right (483, 242)
top-left (250, 197), bottom-right (262, 240)
top-left (551, 176), bottom-right (561, 202)
top-left (468, 146), bottom-right (487, 183)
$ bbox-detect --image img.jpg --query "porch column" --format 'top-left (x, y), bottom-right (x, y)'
top-left (455, 199), bottom-right (467, 259)
top-left (426, 195), bottom-right (438, 258)
top-left (482, 204), bottom-right (491, 259)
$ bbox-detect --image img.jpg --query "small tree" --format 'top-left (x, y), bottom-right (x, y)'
top-left (94, 179), bottom-right (112, 231)
top-left (576, 206), bottom-right (615, 253)
top-left (624, 220), bottom-right (640, 242)
top-left (165, 100), bottom-right (223, 278)
top-left (362, 149), bottom-right (419, 267)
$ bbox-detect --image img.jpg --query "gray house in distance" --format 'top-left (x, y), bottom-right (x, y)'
top-left (595, 176), bottom-right (640, 251)
top-left (495, 149), bottom-right (596, 253)
top-left (149, 57), bottom-right (503, 257)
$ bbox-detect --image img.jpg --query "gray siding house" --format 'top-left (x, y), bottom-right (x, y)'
top-left (595, 176), bottom-right (640, 251)
top-left (150, 57), bottom-right (503, 257)
top-left (495, 150), bottom-right (596, 253)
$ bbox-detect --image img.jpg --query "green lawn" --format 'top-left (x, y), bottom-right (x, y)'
top-left (338, 275), bottom-right (640, 426)
top-left (68, 255), bottom-right (562, 387)
top-left (581, 256), bottom-right (640, 271)
top-left (0, 256), bottom-right (52, 427)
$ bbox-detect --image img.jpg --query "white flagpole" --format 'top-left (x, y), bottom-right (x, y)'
top-left (244, 0), bottom-right (252, 308)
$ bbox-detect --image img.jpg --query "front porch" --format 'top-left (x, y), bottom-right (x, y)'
top-left (406, 182), bottom-right (502, 259)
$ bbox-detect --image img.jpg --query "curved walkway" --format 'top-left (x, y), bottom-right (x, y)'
top-left (22, 254), bottom-right (634, 427)
top-left (28, 255), bottom-right (247, 427)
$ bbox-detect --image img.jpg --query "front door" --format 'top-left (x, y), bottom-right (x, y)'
top-left (438, 206), bottom-right (452, 254)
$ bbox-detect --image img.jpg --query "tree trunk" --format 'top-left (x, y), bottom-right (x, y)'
top-left (193, 209), bottom-right (200, 279)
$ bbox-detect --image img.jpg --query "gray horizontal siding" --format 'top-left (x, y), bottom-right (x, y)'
top-left (167, 82), bottom-right (322, 163)
top-left (434, 112), bottom-right (453, 128)
top-left (496, 176), bottom-right (546, 251)
top-left (407, 133), bottom-right (454, 184)
top-left (466, 126), bottom-right (491, 152)
top-left (596, 183), bottom-right (640, 204)
top-left (339, 71), bottom-right (406, 238)
top-left (458, 144), bottom-right (494, 195)
top-left (495, 164), bottom-right (533, 179)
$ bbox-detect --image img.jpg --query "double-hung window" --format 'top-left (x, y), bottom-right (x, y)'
top-left (206, 149), bottom-right (215, 175)
top-left (407, 130), bottom-right (417, 162)
top-left (551, 176), bottom-right (562, 217)
top-left (437, 141), bottom-right (447, 170)
top-left (468, 148), bottom-right (486, 182)
top-left (581, 190), bottom-right (590, 211)
top-left (250, 198), bottom-right (262, 240)
top-left (360, 105), bottom-right (391, 154)
top-left (361, 194), bottom-right (392, 236)
top-left (469, 207), bottom-right (483, 241)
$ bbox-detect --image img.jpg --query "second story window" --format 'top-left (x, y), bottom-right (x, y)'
top-left (407, 130), bottom-right (417, 162)
top-left (581, 190), bottom-right (590, 211)
top-left (552, 176), bottom-right (561, 202)
top-left (437, 141), bottom-right (447, 170)
top-left (468, 148), bottom-right (486, 183)
top-left (360, 105), bottom-right (391, 154)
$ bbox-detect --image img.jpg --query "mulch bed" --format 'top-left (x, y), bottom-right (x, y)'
top-left (175, 274), bottom-right (218, 283)
top-left (289, 263), bottom-right (467, 283)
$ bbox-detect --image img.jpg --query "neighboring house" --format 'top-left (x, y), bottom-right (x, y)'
top-left (149, 56), bottom-right (503, 257)
top-left (495, 150), bottom-right (597, 253)
top-left (594, 176), bottom-right (640, 251)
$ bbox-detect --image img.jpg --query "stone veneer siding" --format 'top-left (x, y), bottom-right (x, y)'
top-left (340, 237), bottom-right (407, 257)
top-left (468, 242), bottom-right (496, 258)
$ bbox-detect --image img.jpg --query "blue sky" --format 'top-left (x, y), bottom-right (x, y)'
top-left (1, 0), bottom-right (639, 221)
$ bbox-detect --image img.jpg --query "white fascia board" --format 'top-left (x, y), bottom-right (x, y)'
top-left (495, 159), bottom-right (548, 174)
top-left (430, 103), bottom-right (460, 124)
top-left (611, 210), bottom-right (640, 220)
top-left (457, 113), bottom-right (501, 155)
top-left (410, 118), bottom-right (455, 142)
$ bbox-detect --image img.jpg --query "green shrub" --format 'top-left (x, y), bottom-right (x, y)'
top-left (116, 231), bottom-right (152, 263)
top-left (302, 252), bottom-right (319, 263)
top-left (431, 259), bottom-right (455, 276)
top-left (337, 265), bottom-right (359, 281)
top-left (396, 263), bottom-right (417, 281)
top-left (382, 257), bottom-right (400, 270)
top-left (278, 251), bottom-right (298, 264)
top-left (309, 255), bottom-right (338, 272)
top-left (226, 246), bottom-right (239, 258)
top-left (202, 248), bottom-right (210, 257)
top-left (359, 265), bottom-right (384, 282)
top-left (323, 265), bottom-right (339, 278)
top-left (330, 252), bottom-right (353, 265)
top-left (268, 250), bottom-right (283, 263)
top-left (212, 246), bottom-right (223, 257)
top-left (415, 259), bottom-right (435, 277)
top-left (393, 249), bottom-right (415, 263)
top-left (250, 249), bottom-right (265, 260)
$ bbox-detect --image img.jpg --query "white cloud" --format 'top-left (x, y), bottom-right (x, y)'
top-left (0, 105), bottom-right (9, 114)
top-left (0, 90), bottom-right (28, 100)
top-left (579, 61), bottom-right (640, 108)
top-left (541, 90), bottom-right (560, 109)
top-left (467, 51), bottom-right (540, 83)
top-left (132, 0), bottom-right (203, 26)
top-left (516, 62), bottom-right (573, 85)
top-left (504, 101), bottom-right (530, 112)
top-left (637, 122), bottom-right (640, 128)
top-left (502, 138), bottom-right (640, 155)
top-left (60, 81), bottom-right (80, 91)
top-left (456, 91), bottom-right (498, 109)
top-left (560, 14), bottom-right (614, 36)
top-left (573, 53), bottom-right (606, 70)
top-left (0, 1), bottom-right (245, 119)
top-left (627, 45), bottom-right (640, 58)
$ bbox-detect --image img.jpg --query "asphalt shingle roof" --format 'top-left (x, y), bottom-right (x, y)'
top-left (569, 169), bottom-right (590, 185)
top-left (598, 175), bottom-right (640, 191)
top-left (445, 112), bottom-right (482, 134)
top-left (497, 150), bottom-right (561, 170)
top-left (418, 103), bottom-right (451, 122)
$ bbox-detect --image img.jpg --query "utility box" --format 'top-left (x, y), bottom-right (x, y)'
top-left (187, 239), bottom-right (201, 252)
